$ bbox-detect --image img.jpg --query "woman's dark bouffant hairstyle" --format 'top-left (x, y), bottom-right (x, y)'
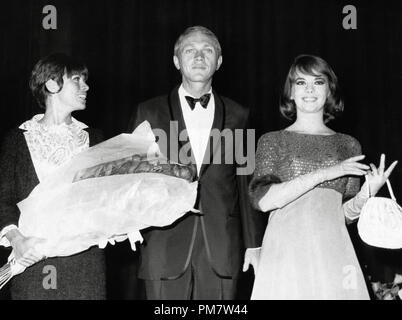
top-left (29, 53), bottom-right (88, 109)
top-left (279, 54), bottom-right (344, 123)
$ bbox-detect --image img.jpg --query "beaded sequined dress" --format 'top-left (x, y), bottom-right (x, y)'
top-left (249, 130), bottom-right (370, 300)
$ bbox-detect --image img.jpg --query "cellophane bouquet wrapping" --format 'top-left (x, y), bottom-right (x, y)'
top-left (0, 121), bottom-right (197, 287)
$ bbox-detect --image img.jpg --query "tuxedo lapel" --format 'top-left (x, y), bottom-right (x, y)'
top-left (199, 90), bottom-right (225, 178)
top-left (168, 86), bottom-right (196, 166)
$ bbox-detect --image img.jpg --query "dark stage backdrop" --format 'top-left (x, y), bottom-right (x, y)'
top-left (0, 0), bottom-right (401, 299)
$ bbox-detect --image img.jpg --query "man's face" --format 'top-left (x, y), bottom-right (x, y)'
top-left (173, 31), bottom-right (222, 84)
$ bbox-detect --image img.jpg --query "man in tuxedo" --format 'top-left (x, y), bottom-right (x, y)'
top-left (128, 26), bottom-right (262, 300)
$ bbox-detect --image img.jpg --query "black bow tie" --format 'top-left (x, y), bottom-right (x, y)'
top-left (185, 94), bottom-right (211, 110)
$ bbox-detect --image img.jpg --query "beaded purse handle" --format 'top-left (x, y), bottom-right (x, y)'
top-left (386, 179), bottom-right (397, 202)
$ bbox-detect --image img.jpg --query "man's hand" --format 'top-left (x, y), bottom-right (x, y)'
top-left (242, 248), bottom-right (261, 273)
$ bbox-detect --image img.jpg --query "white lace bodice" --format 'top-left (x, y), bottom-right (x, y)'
top-left (19, 114), bottom-right (89, 182)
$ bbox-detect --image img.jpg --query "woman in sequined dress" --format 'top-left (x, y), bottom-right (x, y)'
top-left (248, 55), bottom-right (397, 299)
top-left (0, 53), bottom-right (106, 299)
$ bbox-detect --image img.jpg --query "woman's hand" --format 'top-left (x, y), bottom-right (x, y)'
top-left (5, 229), bottom-right (46, 268)
top-left (319, 155), bottom-right (370, 182)
top-left (365, 154), bottom-right (398, 196)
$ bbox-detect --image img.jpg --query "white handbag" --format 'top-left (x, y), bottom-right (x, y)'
top-left (358, 179), bottom-right (402, 249)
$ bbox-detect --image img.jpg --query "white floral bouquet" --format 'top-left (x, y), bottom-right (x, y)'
top-left (0, 121), bottom-right (198, 288)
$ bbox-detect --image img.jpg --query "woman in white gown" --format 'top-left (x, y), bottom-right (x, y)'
top-left (248, 55), bottom-right (397, 300)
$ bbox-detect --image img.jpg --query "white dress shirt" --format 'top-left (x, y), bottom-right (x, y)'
top-left (178, 85), bottom-right (215, 175)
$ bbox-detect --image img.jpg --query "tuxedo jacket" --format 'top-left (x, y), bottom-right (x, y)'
top-left (128, 86), bottom-right (264, 280)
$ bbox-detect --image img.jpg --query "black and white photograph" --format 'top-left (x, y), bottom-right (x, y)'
top-left (0, 0), bottom-right (401, 307)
